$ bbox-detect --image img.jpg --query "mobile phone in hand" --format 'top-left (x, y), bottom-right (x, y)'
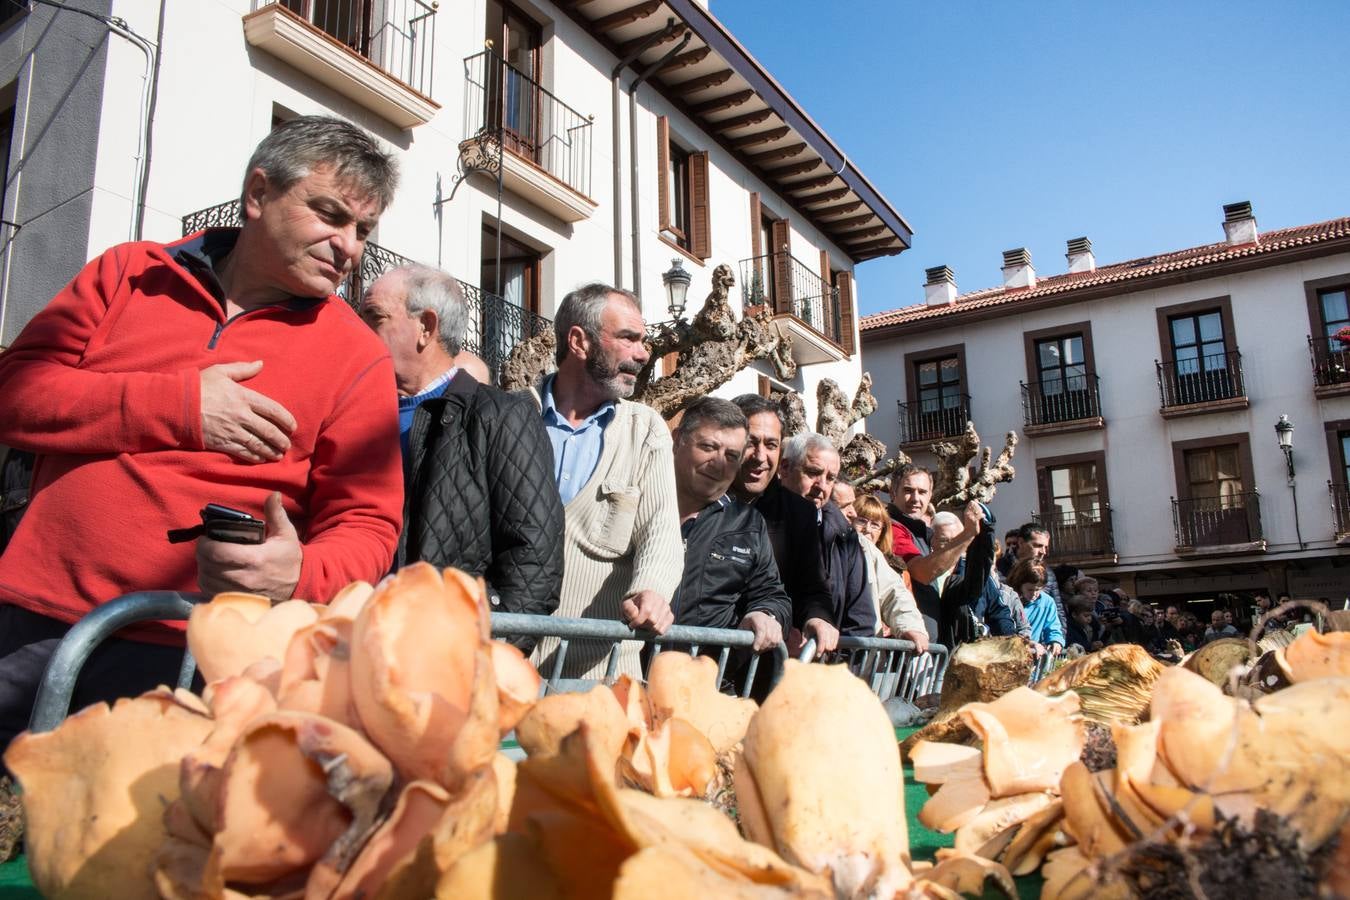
top-left (168, 503), bottom-right (265, 545)
top-left (201, 503), bottom-right (265, 544)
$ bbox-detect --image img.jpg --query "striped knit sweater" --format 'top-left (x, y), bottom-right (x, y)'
top-left (527, 388), bottom-right (684, 679)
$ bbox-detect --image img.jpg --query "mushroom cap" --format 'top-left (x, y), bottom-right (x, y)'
top-left (187, 593), bottom-right (320, 685)
top-left (959, 687), bottom-right (1086, 797)
top-left (4, 692), bottom-right (213, 900)
top-left (645, 652), bottom-right (758, 754)
top-left (736, 661), bottom-right (912, 897)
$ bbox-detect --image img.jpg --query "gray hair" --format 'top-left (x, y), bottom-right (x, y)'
top-left (781, 432), bottom-right (837, 471)
top-left (384, 264), bottom-right (469, 356)
top-left (553, 282), bottom-right (640, 365)
top-left (241, 115), bottom-right (398, 211)
top-left (675, 396), bottom-right (747, 441)
top-left (930, 510), bottom-right (962, 534)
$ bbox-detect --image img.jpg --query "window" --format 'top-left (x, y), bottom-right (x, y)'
top-left (1155, 296), bottom-right (1243, 410)
top-left (1170, 434), bottom-right (1260, 548)
top-left (1304, 276), bottom-right (1350, 391)
top-left (1322, 420), bottom-right (1350, 535)
top-left (656, 116), bottom-right (709, 260)
top-left (478, 223), bottom-right (545, 379)
top-left (480, 223), bottom-right (541, 315)
top-left (1316, 287), bottom-right (1350, 353)
top-left (485, 0), bottom-right (543, 160)
top-left (1035, 453), bottom-right (1114, 560)
top-left (1020, 322), bottom-right (1100, 428)
top-left (901, 345), bottom-right (968, 442)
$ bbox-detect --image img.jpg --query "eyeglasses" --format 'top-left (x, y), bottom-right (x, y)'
top-left (853, 519), bottom-right (883, 534)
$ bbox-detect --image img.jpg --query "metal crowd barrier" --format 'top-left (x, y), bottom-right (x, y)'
top-left (29, 592), bottom-right (788, 732)
top-left (797, 635), bottom-right (950, 703)
top-left (491, 611), bottom-right (786, 698)
top-left (1027, 647), bottom-right (1063, 685)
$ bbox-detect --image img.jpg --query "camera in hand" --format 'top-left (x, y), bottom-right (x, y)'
top-left (167, 503), bottom-right (265, 545)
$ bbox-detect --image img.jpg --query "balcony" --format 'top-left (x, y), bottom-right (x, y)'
top-left (1155, 349), bottom-right (1248, 418)
top-left (244, 1), bottom-right (439, 129)
top-left (1020, 374), bottom-right (1104, 436)
top-left (1033, 506), bottom-right (1117, 565)
top-left (1330, 483), bottom-right (1350, 546)
top-left (460, 50), bottom-right (595, 223)
top-left (1307, 335), bottom-right (1350, 398)
top-left (1171, 492), bottom-right (1266, 556)
top-left (180, 200), bottom-right (550, 386)
top-left (739, 252), bottom-right (844, 363)
top-left (896, 394), bottom-right (971, 449)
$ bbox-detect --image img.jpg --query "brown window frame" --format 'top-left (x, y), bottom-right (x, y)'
top-left (1323, 419), bottom-right (1350, 486)
top-left (1022, 321), bottom-right (1097, 386)
top-left (903, 343), bottom-right (969, 428)
top-left (1304, 274), bottom-right (1350, 349)
top-left (657, 116), bottom-right (710, 262)
top-left (480, 222), bottom-right (542, 316)
top-left (1155, 295), bottom-right (1237, 363)
top-left (1170, 432), bottom-right (1255, 503)
top-left (1036, 451), bottom-right (1110, 516)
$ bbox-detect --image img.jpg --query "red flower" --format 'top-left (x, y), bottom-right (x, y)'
top-left (1337, 326), bottom-right (1350, 347)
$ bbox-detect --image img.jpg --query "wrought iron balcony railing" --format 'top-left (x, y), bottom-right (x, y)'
top-left (463, 50), bottom-right (593, 199)
top-left (258, 0), bottom-right (437, 95)
top-left (1171, 492), bottom-right (1263, 549)
top-left (1020, 374), bottom-right (1102, 427)
top-left (739, 252), bottom-right (842, 345)
top-left (1033, 505), bottom-right (1116, 560)
top-left (1156, 349), bottom-right (1246, 408)
top-left (1308, 334), bottom-right (1350, 388)
top-left (896, 394), bottom-right (971, 445)
top-left (1330, 482), bottom-right (1350, 538)
top-left (179, 200), bottom-right (551, 385)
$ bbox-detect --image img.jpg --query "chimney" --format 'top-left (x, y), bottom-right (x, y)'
top-left (924, 265), bottom-right (957, 306)
top-left (1066, 236), bottom-right (1095, 273)
top-left (1001, 248), bottom-right (1036, 289)
top-left (1222, 201), bottom-right (1259, 246)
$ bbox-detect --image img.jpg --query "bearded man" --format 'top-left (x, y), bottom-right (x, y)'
top-left (528, 284), bottom-right (682, 678)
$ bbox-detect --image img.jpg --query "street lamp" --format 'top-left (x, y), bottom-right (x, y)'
top-left (662, 258), bottom-right (691, 321)
top-left (1275, 414), bottom-right (1295, 480)
top-left (1275, 414), bottom-right (1306, 550)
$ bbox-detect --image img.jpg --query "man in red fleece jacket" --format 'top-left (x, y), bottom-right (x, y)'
top-left (0, 116), bottom-right (404, 757)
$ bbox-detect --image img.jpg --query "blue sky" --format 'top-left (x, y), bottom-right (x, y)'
top-left (714, 0), bottom-right (1350, 316)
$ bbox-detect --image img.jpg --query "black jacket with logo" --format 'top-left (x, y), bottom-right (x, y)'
top-left (745, 480), bottom-right (835, 628)
top-left (397, 371), bottom-right (565, 652)
top-left (672, 496), bottom-right (792, 633)
top-left (819, 501), bottom-right (877, 636)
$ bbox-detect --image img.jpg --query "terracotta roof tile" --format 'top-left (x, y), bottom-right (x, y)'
top-left (860, 217), bottom-right (1350, 332)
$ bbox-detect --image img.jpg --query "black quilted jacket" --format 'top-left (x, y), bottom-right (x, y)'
top-left (397, 372), bottom-right (564, 652)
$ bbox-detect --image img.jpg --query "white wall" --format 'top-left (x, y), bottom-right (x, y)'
top-left (862, 250), bottom-right (1350, 570)
top-left (90, 0), bottom-right (868, 425)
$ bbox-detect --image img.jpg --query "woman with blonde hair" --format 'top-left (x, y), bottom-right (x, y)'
top-left (852, 494), bottom-right (894, 556)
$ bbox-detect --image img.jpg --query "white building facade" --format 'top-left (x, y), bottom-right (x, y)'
top-left (0, 0), bottom-right (911, 425)
top-left (862, 203), bottom-right (1350, 606)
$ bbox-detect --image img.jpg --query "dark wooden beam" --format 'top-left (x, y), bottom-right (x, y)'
top-left (731, 126), bottom-right (789, 149)
top-left (712, 108), bottom-right (774, 132)
top-left (763, 159), bottom-right (820, 178)
top-left (658, 46), bottom-right (711, 74)
top-left (783, 174), bottom-right (840, 195)
top-left (804, 191), bottom-right (854, 209)
top-left (689, 89), bottom-right (754, 115)
top-left (830, 213), bottom-right (878, 231)
top-left (618, 26), bottom-right (682, 58)
top-left (847, 238), bottom-right (903, 255)
top-left (592, 0), bottom-right (661, 32)
top-left (841, 228), bottom-right (889, 244)
top-left (668, 68), bottom-right (734, 94)
top-left (747, 142), bottom-right (807, 164)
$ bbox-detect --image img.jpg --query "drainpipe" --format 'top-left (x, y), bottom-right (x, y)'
top-left (28, 0), bottom-right (159, 242)
top-left (627, 30), bottom-right (690, 299)
top-left (610, 18), bottom-right (681, 288)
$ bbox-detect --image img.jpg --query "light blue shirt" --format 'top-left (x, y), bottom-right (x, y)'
top-left (541, 375), bottom-right (616, 505)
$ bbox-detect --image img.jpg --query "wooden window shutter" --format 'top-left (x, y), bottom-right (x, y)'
top-left (749, 192), bottom-right (762, 256)
top-left (771, 218), bottom-right (792, 315)
top-left (820, 250), bottom-right (837, 343)
top-left (758, 374), bottom-right (771, 397)
top-left (656, 116), bottom-right (671, 232)
top-left (835, 270), bottom-right (856, 354)
top-left (1036, 466), bottom-right (1053, 516)
top-left (689, 150), bottom-right (711, 259)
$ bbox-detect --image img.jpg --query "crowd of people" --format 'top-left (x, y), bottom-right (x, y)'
top-left (0, 116), bottom-right (1324, 768)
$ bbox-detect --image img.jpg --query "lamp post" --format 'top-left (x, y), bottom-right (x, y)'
top-left (661, 258), bottom-right (691, 321)
top-left (1275, 414), bottom-right (1306, 550)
